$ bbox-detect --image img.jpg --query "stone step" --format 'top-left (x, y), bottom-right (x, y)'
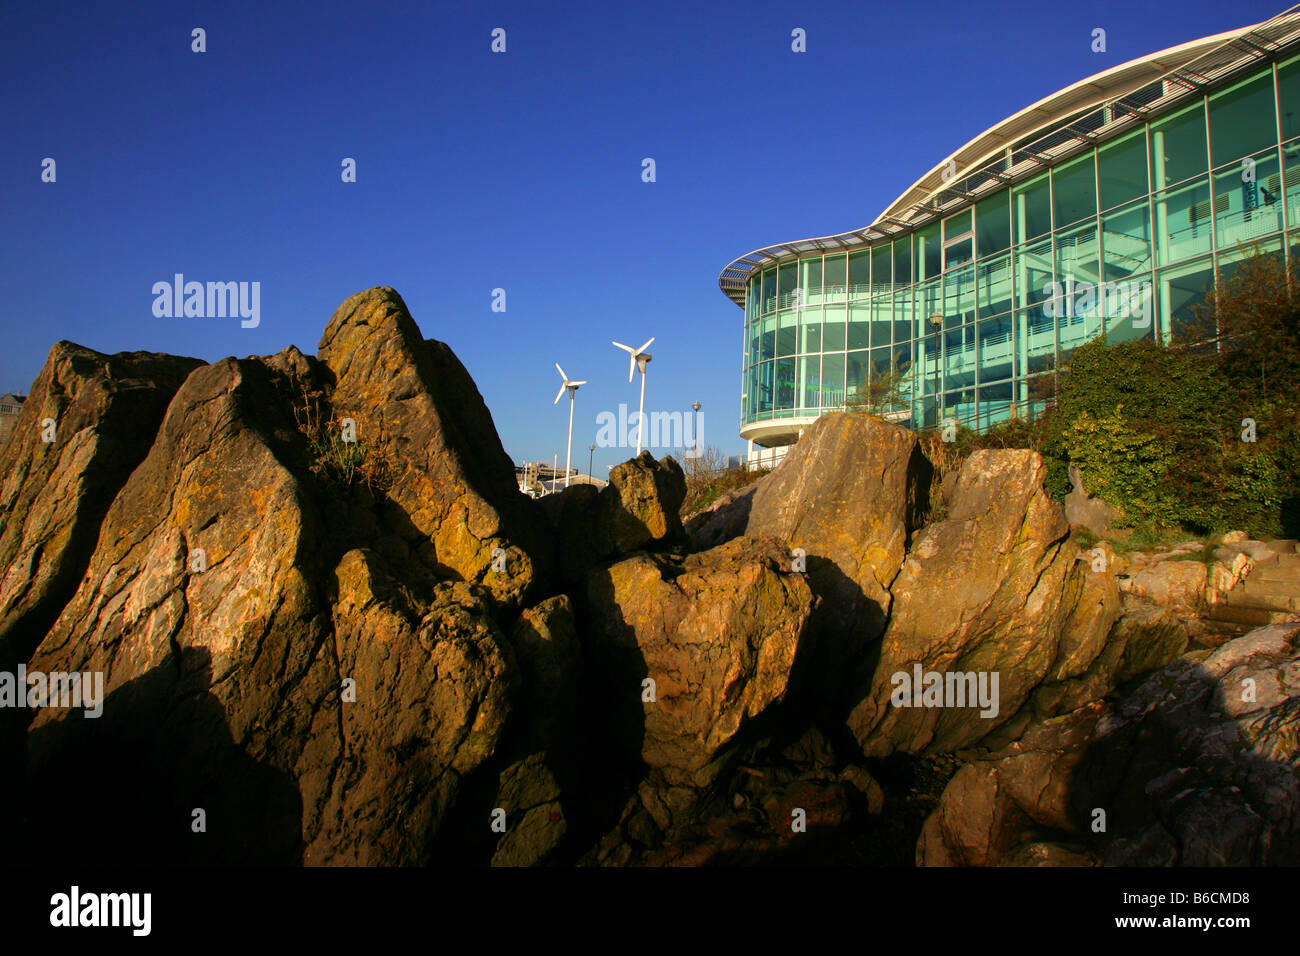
top-left (1247, 564), bottom-right (1300, 584)
top-left (1225, 591), bottom-right (1299, 612)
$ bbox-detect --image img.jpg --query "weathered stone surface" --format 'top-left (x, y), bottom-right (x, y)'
top-left (849, 450), bottom-right (1120, 757)
top-left (490, 753), bottom-right (565, 867)
top-left (1064, 462), bottom-right (1116, 537)
top-left (1126, 559), bottom-right (1207, 613)
top-left (542, 451), bottom-right (685, 577)
top-left (317, 287), bottom-right (540, 607)
top-left (918, 624), bottom-right (1300, 866)
top-left (585, 536), bottom-right (815, 802)
top-left (22, 358), bottom-right (517, 866)
top-left (684, 483), bottom-right (762, 552)
top-left (0, 343), bottom-right (202, 668)
top-left (745, 413), bottom-right (930, 642)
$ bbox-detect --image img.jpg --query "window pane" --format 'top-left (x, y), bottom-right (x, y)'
top-left (761, 269), bottom-right (775, 313)
top-left (801, 257), bottom-right (823, 305)
top-left (1151, 102), bottom-right (1208, 189)
top-left (1053, 153), bottom-right (1097, 227)
top-left (778, 262), bottom-right (798, 309)
top-left (1014, 173), bottom-right (1052, 242)
top-left (870, 296), bottom-right (892, 349)
top-left (1286, 138), bottom-right (1300, 227)
top-left (756, 361), bottom-right (773, 413)
top-left (977, 251), bottom-right (1013, 318)
top-left (1015, 236), bottom-right (1054, 313)
top-left (913, 278), bottom-right (941, 338)
top-left (944, 263), bottom-right (975, 324)
top-left (1101, 199), bottom-right (1152, 282)
top-left (915, 222), bottom-right (942, 280)
top-left (823, 305), bottom-right (846, 351)
top-left (821, 353), bottom-right (845, 408)
top-left (1055, 222), bottom-right (1099, 290)
top-left (871, 245), bottom-right (891, 294)
top-left (1154, 175), bottom-right (1212, 265)
top-left (893, 236), bottom-right (912, 286)
top-left (1098, 129), bottom-right (1148, 211)
top-left (978, 315), bottom-right (1014, 383)
top-left (944, 209), bottom-right (972, 240)
top-left (849, 251), bottom-right (871, 298)
top-left (799, 355), bottom-right (821, 410)
top-left (976, 192), bottom-right (1011, 257)
top-left (1156, 257), bottom-right (1214, 343)
top-left (824, 254), bottom-right (847, 301)
top-left (1214, 147), bottom-right (1283, 248)
top-left (1101, 272), bottom-right (1154, 342)
top-left (1278, 55), bottom-right (1300, 142)
top-left (761, 313), bottom-right (776, 361)
top-left (848, 302), bottom-right (871, 350)
top-left (846, 351), bottom-right (869, 406)
top-left (775, 357), bottom-right (796, 411)
top-left (777, 307), bottom-right (798, 356)
top-left (891, 293), bottom-right (910, 346)
top-left (800, 306), bottom-right (822, 353)
top-left (1209, 73), bottom-right (1278, 167)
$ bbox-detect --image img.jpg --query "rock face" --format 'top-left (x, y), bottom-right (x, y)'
top-left (848, 449), bottom-right (1120, 757)
top-left (542, 451), bottom-right (685, 578)
top-left (1064, 462), bottom-right (1116, 537)
top-left (918, 624), bottom-right (1300, 867)
top-left (745, 414), bottom-right (930, 643)
top-left (318, 287), bottom-right (541, 607)
top-left (584, 536), bottom-right (816, 830)
top-left (0, 343), bottom-right (202, 668)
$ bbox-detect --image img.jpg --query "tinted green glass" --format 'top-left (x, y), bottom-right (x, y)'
top-left (1279, 55), bottom-right (1300, 141)
top-left (823, 305), bottom-right (846, 351)
top-left (893, 236), bottom-right (912, 285)
top-left (977, 252), bottom-right (1013, 318)
top-left (821, 353), bottom-right (845, 407)
top-left (846, 351), bottom-right (868, 405)
top-left (1155, 257), bottom-right (1214, 343)
top-left (1098, 130), bottom-right (1148, 210)
top-left (1013, 173), bottom-right (1052, 241)
top-left (976, 192), bottom-right (1010, 257)
top-left (800, 307), bottom-right (822, 353)
top-left (1150, 102), bottom-right (1208, 188)
top-left (801, 257), bottom-right (823, 303)
top-left (915, 222), bottom-right (942, 280)
top-left (848, 303), bottom-right (871, 350)
top-left (1154, 176), bottom-right (1212, 265)
top-left (1209, 74), bottom-right (1278, 167)
top-left (777, 308), bottom-right (798, 356)
top-left (778, 262), bottom-right (798, 308)
top-left (1214, 148), bottom-right (1282, 248)
top-left (775, 357), bottom-right (796, 410)
top-left (1056, 223), bottom-right (1098, 288)
top-left (761, 269), bottom-right (775, 313)
top-left (849, 251), bottom-right (870, 297)
top-left (824, 254), bottom-right (847, 301)
top-left (1053, 154), bottom-right (1096, 227)
top-left (944, 210), bottom-right (972, 240)
top-left (870, 296), bottom-right (892, 349)
top-left (871, 245), bottom-right (891, 294)
top-left (1101, 199), bottom-right (1152, 281)
top-left (977, 315), bottom-right (1014, 383)
top-left (799, 355), bottom-right (821, 409)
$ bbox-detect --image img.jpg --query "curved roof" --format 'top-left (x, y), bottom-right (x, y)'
top-left (718, 7), bottom-right (1300, 308)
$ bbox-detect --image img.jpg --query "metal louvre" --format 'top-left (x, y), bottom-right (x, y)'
top-left (717, 5), bottom-right (1300, 308)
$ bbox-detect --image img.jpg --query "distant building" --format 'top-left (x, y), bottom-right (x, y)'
top-left (0, 393), bottom-right (24, 449)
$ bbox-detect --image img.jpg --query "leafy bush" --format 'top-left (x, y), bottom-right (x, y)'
top-left (1061, 407), bottom-right (1177, 530)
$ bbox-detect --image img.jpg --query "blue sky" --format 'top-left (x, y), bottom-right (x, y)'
top-left (0, 0), bottom-right (1284, 471)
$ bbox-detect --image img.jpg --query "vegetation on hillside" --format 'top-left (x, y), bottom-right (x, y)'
top-left (680, 445), bottom-right (769, 518)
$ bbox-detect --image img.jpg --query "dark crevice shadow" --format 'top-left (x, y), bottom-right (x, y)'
top-left (7, 646), bottom-right (303, 866)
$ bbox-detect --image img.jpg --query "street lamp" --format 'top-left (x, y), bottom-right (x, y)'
top-left (928, 311), bottom-right (943, 428)
top-left (588, 443), bottom-right (595, 481)
top-left (690, 401), bottom-right (701, 458)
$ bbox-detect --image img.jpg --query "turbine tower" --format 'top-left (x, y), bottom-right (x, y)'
top-left (612, 337), bottom-right (654, 456)
top-left (553, 363), bottom-right (587, 488)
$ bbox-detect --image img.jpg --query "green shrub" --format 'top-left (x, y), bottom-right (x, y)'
top-left (1061, 407), bottom-right (1178, 529)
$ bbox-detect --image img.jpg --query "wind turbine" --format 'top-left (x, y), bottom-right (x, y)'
top-left (553, 363), bottom-right (587, 488)
top-left (612, 337), bottom-right (654, 455)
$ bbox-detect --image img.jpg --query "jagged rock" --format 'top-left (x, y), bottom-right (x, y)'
top-left (684, 483), bottom-right (762, 551)
top-left (542, 451), bottom-right (685, 578)
top-left (490, 753), bottom-right (565, 867)
top-left (317, 287), bottom-right (540, 607)
top-left (1064, 462), bottom-right (1116, 537)
top-left (849, 450), bottom-right (1120, 757)
top-left (22, 357), bottom-right (517, 866)
top-left (584, 536), bottom-right (816, 826)
top-left (745, 413), bottom-right (930, 643)
top-left (1127, 559), bottom-right (1207, 613)
top-left (0, 343), bottom-right (202, 668)
top-left (918, 623), bottom-right (1300, 866)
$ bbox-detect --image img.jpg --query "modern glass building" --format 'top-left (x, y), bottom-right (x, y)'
top-left (719, 9), bottom-right (1300, 464)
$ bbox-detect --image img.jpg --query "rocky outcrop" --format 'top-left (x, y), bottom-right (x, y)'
top-left (1064, 462), bottom-right (1116, 537)
top-left (318, 287), bottom-right (541, 608)
top-left (848, 449), bottom-right (1121, 757)
top-left (0, 343), bottom-right (202, 668)
top-left (542, 451), bottom-right (685, 578)
top-left (584, 536), bottom-right (816, 831)
top-left (917, 623), bottom-right (1300, 867)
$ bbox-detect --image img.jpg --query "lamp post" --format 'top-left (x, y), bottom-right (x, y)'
top-left (691, 401), bottom-right (701, 458)
top-left (928, 311), bottom-right (943, 428)
top-left (588, 443), bottom-right (595, 481)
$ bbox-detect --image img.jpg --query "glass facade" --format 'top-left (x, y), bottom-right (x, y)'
top-left (737, 53), bottom-right (1300, 438)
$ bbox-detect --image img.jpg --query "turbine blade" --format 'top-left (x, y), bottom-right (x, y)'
top-left (571, 380), bottom-right (587, 387)
top-left (628, 354), bottom-right (636, 382)
top-left (612, 341), bottom-right (634, 353)
top-left (554, 384), bottom-right (566, 404)
top-left (638, 337), bottom-right (655, 353)
top-left (555, 362), bottom-right (567, 380)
